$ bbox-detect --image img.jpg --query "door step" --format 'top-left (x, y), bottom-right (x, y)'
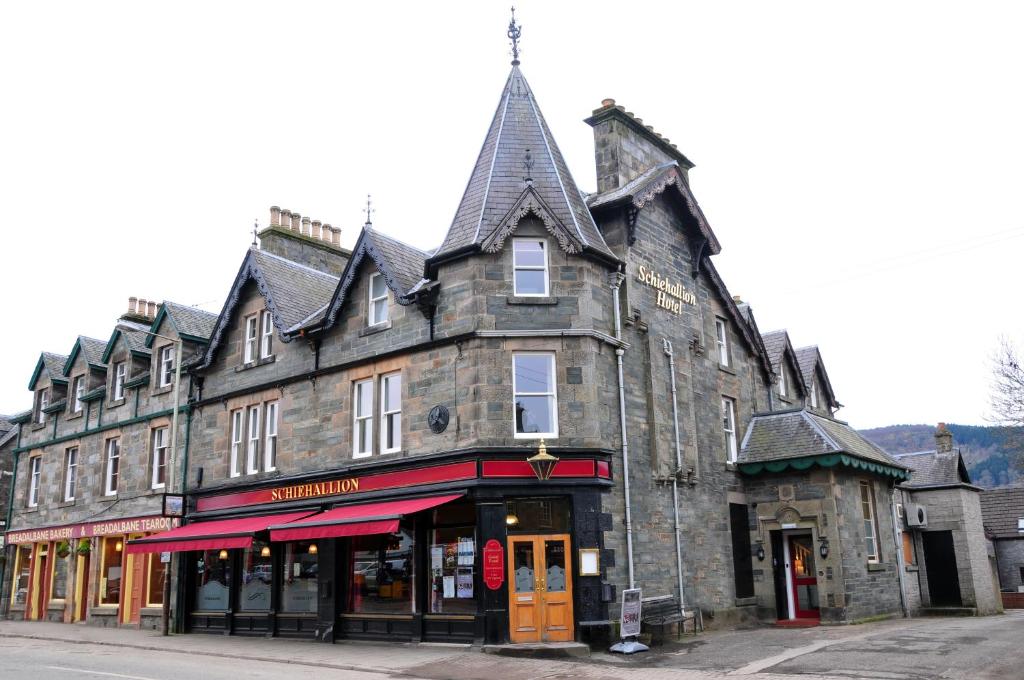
top-left (482, 642), bottom-right (591, 658)
top-left (775, 619), bottom-right (820, 628)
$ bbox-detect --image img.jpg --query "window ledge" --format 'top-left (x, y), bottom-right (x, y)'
top-left (67, 410), bottom-right (84, 420)
top-left (151, 384), bottom-right (173, 396)
top-left (235, 356), bottom-right (276, 373)
top-left (99, 494), bottom-right (118, 502)
top-left (507, 296), bottom-right (557, 305)
top-left (867, 562), bottom-right (887, 572)
top-left (90, 607), bottom-right (118, 616)
top-left (904, 565), bottom-right (919, 572)
top-left (57, 500), bottom-right (76, 508)
top-left (107, 398), bottom-right (126, 409)
top-left (30, 422), bottom-right (47, 431)
top-left (718, 364), bottom-right (737, 376)
top-left (360, 321), bottom-right (392, 337)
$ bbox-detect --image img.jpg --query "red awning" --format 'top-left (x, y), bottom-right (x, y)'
top-left (269, 494), bottom-right (464, 542)
top-left (125, 511), bottom-right (315, 554)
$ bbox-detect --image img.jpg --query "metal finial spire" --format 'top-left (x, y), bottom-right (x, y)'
top-left (363, 194), bottom-right (374, 227)
top-left (252, 219), bottom-right (258, 247)
top-left (507, 7), bottom-right (521, 66)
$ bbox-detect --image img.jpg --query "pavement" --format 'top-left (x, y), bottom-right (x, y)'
top-left (0, 611), bottom-right (1022, 680)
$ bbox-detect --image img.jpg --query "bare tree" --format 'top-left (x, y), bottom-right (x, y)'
top-left (990, 338), bottom-right (1024, 426)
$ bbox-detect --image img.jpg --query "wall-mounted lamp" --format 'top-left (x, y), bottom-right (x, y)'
top-left (260, 546), bottom-right (271, 558)
top-left (308, 543), bottom-right (318, 555)
top-left (756, 544), bottom-right (766, 561)
top-left (115, 540), bottom-right (123, 552)
top-left (505, 514), bottom-right (519, 527)
top-left (818, 537), bottom-right (830, 560)
top-left (218, 549), bottom-right (229, 560)
top-left (526, 439), bottom-right (559, 481)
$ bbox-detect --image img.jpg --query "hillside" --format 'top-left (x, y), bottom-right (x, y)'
top-left (859, 424), bottom-right (1024, 489)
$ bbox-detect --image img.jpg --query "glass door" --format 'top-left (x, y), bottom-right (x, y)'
top-left (506, 534), bottom-right (575, 643)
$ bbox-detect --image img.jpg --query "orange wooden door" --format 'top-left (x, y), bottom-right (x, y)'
top-left (123, 541), bottom-right (145, 624)
top-left (506, 535), bottom-right (575, 643)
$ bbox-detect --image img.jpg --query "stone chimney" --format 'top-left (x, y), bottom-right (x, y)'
top-left (585, 99), bottom-right (696, 194)
top-left (257, 205), bottom-right (350, 277)
top-left (120, 296), bottom-right (157, 323)
top-left (935, 422), bottom-right (954, 453)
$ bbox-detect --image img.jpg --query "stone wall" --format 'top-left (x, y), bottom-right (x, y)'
top-left (994, 538), bottom-right (1024, 591)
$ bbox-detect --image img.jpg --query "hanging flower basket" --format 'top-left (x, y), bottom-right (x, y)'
top-left (56, 540), bottom-right (72, 559)
top-left (75, 538), bottom-right (91, 556)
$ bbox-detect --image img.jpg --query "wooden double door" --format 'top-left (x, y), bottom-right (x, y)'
top-left (507, 534), bottom-right (574, 643)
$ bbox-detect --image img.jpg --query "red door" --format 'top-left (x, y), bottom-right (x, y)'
top-left (788, 535), bottom-right (819, 619)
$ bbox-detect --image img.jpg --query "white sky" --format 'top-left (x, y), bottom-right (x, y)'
top-left (1, 1), bottom-right (1022, 429)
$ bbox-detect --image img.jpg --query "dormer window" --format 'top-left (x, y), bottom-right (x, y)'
top-left (809, 379), bottom-right (819, 409)
top-left (158, 345), bottom-right (174, 388)
top-left (112, 362), bottom-right (127, 401)
top-left (369, 273), bottom-right (388, 326)
top-left (512, 238), bottom-right (548, 296)
top-left (244, 316), bottom-right (258, 364)
top-left (34, 388), bottom-right (49, 424)
top-left (715, 318), bottom-right (730, 367)
top-left (260, 310), bottom-right (274, 358)
top-left (778, 367), bottom-right (787, 399)
top-left (72, 376), bottom-right (84, 413)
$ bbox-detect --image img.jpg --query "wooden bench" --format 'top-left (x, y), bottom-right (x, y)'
top-left (641, 595), bottom-right (702, 640)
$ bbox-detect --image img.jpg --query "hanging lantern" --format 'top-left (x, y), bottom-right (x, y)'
top-left (218, 549), bottom-right (229, 560)
top-left (115, 540), bottom-right (123, 552)
top-left (260, 545), bottom-right (271, 558)
top-left (526, 439), bottom-right (559, 481)
top-left (308, 543), bottom-right (318, 555)
top-left (505, 514), bottom-right (520, 527)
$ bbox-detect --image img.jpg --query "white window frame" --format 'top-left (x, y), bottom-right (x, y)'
top-left (72, 376), bottom-right (84, 413)
top-left (36, 388), bottom-right (49, 424)
top-left (380, 372), bottom-right (402, 454)
top-left (28, 456), bottom-right (41, 507)
top-left (353, 379), bottom-right (374, 458)
top-left (512, 238), bottom-right (549, 297)
top-left (113, 362), bottom-right (126, 401)
top-left (860, 481), bottom-right (880, 563)
top-left (158, 345), bottom-right (174, 388)
top-left (722, 397), bottom-right (738, 463)
top-left (246, 405), bottom-right (261, 475)
top-left (151, 427), bottom-right (168, 489)
top-left (715, 318), bottom-right (729, 366)
top-left (260, 310), bottom-right (274, 359)
top-left (512, 352), bottom-right (558, 439)
top-left (244, 316), bottom-right (258, 364)
top-left (368, 272), bottom-right (389, 326)
top-left (778, 367), bottom-right (787, 399)
top-left (229, 409), bottom-right (244, 478)
top-left (104, 438), bottom-right (120, 496)
top-left (809, 379), bottom-right (819, 409)
top-left (64, 447), bottom-right (78, 502)
top-left (265, 401), bottom-right (278, 472)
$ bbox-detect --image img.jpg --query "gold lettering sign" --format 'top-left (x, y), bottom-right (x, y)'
top-left (270, 477), bottom-right (359, 502)
top-left (636, 265), bottom-right (696, 314)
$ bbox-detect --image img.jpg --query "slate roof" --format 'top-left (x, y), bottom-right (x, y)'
top-left (103, 320), bottom-right (152, 363)
top-left (892, 450), bottom-right (973, 489)
top-left (795, 345), bottom-right (839, 407)
top-left (586, 160), bottom-right (722, 255)
top-left (0, 415), bottom-right (12, 434)
top-left (0, 420), bottom-right (18, 449)
top-left (158, 301), bottom-right (219, 342)
top-left (29, 351), bottom-right (70, 389)
top-left (314, 227), bottom-right (431, 332)
top-left (197, 248), bottom-right (339, 370)
top-left (979, 487), bottom-right (1024, 538)
top-left (761, 330), bottom-right (807, 395)
top-left (63, 336), bottom-right (107, 375)
top-left (432, 66), bottom-right (615, 263)
top-left (740, 409), bottom-right (905, 469)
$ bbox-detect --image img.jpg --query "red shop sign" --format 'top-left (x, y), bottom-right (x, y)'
top-left (483, 539), bottom-right (505, 590)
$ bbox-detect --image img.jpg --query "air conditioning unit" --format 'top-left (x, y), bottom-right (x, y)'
top-left (906, 504), bottom-right (928, 529)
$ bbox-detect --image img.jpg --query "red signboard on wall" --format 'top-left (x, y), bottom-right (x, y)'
top-left (483, 539), bottom-right (505, 590)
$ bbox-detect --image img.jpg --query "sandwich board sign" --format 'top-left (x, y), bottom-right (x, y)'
top-left (610, 588), bottom-right (649, 654)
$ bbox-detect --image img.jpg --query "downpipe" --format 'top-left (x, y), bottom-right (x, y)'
top-left (663, 339), bottom-right (687, 615)
top-left (611, 272), bottom-right (635, 589)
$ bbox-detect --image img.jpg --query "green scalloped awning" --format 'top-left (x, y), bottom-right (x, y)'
top-left (739, 453), bottom-right (910, 480)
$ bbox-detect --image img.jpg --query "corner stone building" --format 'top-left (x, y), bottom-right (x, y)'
top-left (7, 57), bottom-right (925, 642)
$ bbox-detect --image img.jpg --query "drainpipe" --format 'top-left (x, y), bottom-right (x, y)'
top-left (890, 483), bottom-right (909, 618)
top-left (611, 270), bottom-right (635, 589)
top-left (663, 339), bottom-right (687, 615)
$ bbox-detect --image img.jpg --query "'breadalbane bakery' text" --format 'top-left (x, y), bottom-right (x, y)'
top-left (636, 265), bottom-right (696, 313)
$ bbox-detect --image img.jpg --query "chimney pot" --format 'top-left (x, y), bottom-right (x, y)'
top-left (147, 301), bottom-right (157, 318)
top-left (128, 296), bottom-right (138, 314)
top-left (601, 98), bottom-right (615, 107)
top-left (935, 423), bottom-right (954, 453)
top-left (301, 216), bottom-right (311, 236)
top-left (733, 295), bottom-right (742, 303)
top-left (270, 206), bottom-right (281, 227)
top-left (291, 212), bottom-right (302, 232)
top-left (324, 224), bottom-right (334, 245)
top-left (138, 299), bottom-right (148, 315)
top-left (311, 219), bottom-right (322, 240)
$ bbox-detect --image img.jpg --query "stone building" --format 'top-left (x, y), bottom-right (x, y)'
top-left (980, 486), bottom-right (1024, 605)
top-left (5, 21), bottom-right (975, 643)
top-left (1, 299), bottom-right (216, 628)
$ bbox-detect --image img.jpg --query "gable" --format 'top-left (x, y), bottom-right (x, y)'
top-left (480, 186), bottom-right (583, 255)
top-left (28, 352), bottom-right (69, 390)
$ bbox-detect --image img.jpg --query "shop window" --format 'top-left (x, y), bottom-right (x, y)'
top-left (98, 537), bottom-right (124, 606)
top-left (380, 372), bottom-right (402, 453)
top-left (513, 353), bottom-right (557, 438)
top-left (429, 526), bottom-right (476, 614)
top-left (194, 549), bottom-right (232, 611)
top-left (280, 541), bottom-right (318, 613)
top-left (50, 555), bottom-right (68, 602)
top-left (505, 498), bottom-right (571, 534)
top-left (368, 272), bottom-right (389, 326)
top-left (147, 554), bottom-right (166, 607)
top-left (860, 481), bottom-right (881, 563)
top-left (10, 545), bottom-right (32, 606)
top-left (239, 540), bottom-right (272, 611)
top-left (902, 532), bottom-right (917, 566)
top-left (512, 238), bottom-right (549, 296)
top-left (347, 527), bottom-right (414, 614)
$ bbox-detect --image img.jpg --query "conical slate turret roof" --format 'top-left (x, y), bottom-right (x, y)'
top-left (432, 66), bottom-right (616, 263)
